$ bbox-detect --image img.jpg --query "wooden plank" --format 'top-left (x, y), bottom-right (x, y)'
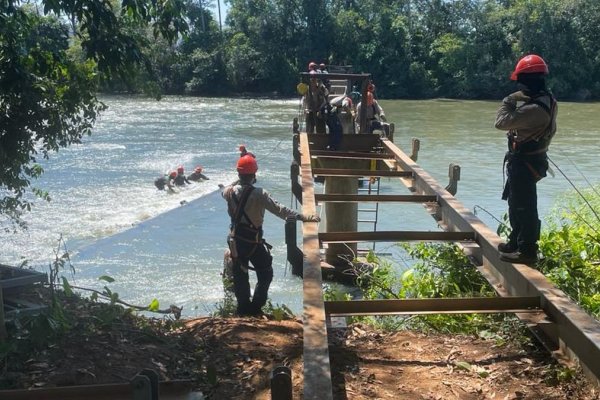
top-left (325, 297), bottom-right (541, 316)
top-left (310, 150), bottom-right (394, 160)
top-left (380, 138), bottom-right (600, 381)
top-left (315, 194), bottom-right (437, 203)
top-left (299, 133), bottom-right (334, 400)
top-left (319, 230), bottom-right (475, 243)
top-left (312, 168), bottom-right (413, 178)
top-left (307, 133), bottom-right (380, 152)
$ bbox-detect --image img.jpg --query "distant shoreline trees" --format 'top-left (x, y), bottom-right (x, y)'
top-left (108, 0), bottom-right (600, 101)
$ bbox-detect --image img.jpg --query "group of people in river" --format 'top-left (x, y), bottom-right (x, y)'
top-left (154, 164), bottom-right (210, 192)
top-left (299, 61), bottom-right (394, 149)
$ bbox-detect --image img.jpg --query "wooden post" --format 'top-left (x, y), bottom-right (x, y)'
top-left (271, 366), bottom-right (292, 400)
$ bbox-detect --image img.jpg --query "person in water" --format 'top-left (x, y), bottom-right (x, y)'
top-left (188, 166), bottom-right (210, 182)
top-left (221, 154), bottom-right (320, 316)
top-left (154, 173), bottom-right (175, 192)
top-left (495, 54), bottom-right (557, 264)
top-left (173, 166), bottom-right (190, 186)
top-left (154, 174), bottom-right (173, 191)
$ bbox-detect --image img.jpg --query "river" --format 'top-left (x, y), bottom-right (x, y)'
top-left (1, 96), bottom-right (598, 316)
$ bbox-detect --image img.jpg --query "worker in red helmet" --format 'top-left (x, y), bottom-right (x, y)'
top-left (221, 155), bottom-right (320, 316)
top-left (188, 165), bottom-right (210, 182)
top-left (303, 71), bottom-right (329, 134)
top-left (355, 91), bottom-right (392, 137)
top-left (495, 54), bottom-right (558, 264)
top-left (173, 165), bottom-right (190, 186)
top-left (238, 144), bottom-right (255, 158)
top-left (154, 172), bottom-right (176, 192)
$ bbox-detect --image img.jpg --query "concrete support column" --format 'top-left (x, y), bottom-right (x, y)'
top-left (324, 176), bottom-right (358, 266)
top-left (318, 156), bottom-right (370, 267)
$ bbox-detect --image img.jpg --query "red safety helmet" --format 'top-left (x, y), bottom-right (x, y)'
top-left (169, 171), bottom-right (177, 178)
top-left (511, 54), bottom-right (549, 80)
top-left (177, 166), bottom-right (184, 174)
top-left (367, 83), bottom-right (375, 92)
top-left (367, 92), bottom-right (374, 106)
top-left (237, 154), bottom-right (258, 174)
top-left (308, 61), bottom-right (317, 71)
top-left (194, 166), bottom-right (203, 173)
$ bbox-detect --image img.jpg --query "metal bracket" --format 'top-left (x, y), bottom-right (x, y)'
top-left (285, 217), bottom-right (304, 277)
top-left (290, 161), bottom-right (302, 204)
top-left (410, 138), bottom-right (420, 161)
top-left (131, 369), bottom-right (159, 400)
top-left (445, 163), bottom-right (461, 195)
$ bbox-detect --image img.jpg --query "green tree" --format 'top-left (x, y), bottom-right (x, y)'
top-left (0, 1), bottom-right (187, 229)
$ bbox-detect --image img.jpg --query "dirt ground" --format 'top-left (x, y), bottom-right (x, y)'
top-left (1, 290), bottom-right (598, 399)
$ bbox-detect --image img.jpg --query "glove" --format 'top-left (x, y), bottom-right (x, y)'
top-left (380, 114), bottom-right (387, 122)
top-left (504, 91), bottom-right (530, 105)
top-left (299, 214), bottom-right (320, 223)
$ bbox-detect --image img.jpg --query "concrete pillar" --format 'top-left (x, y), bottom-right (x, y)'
top-left (324, 175), bottom-right (358, 266)
top-left (319, 158), bottom-right (370, 267)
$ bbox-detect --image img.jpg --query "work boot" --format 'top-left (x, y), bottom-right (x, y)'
top-left (497, 242), bottom-right (517, 253)
top-left (499, 251), bottom-right (538, 264)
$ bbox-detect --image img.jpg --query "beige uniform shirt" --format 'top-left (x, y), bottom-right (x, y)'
top-left (223, 184), bottom-right (300, 228)
top-left (495, 94), bottom-right (557, 144)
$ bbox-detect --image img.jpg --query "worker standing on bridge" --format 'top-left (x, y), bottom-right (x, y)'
top-left (495, 54), bottom-right (558, 264)
top-left (304, 70), bottom-right (329, 134)
top-left (222, 155), bottom-right (320, 316)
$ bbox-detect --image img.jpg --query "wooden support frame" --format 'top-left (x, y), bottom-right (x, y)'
top-left (380, 138), bottom-right (600, 381)
top-left (312, 168), bottom-right (413, 178)
top-left (310, 150), bottom-right (394, 160)
top-left (319, 230), bottom-right (475, 243)
top-left (325, 296), bottom-right (541, 316)
top-left (315, 194), bottom-right (437, 203)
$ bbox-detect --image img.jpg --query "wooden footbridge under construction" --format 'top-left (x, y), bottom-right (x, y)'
top-left (293, 128), bottom-right (600, 399)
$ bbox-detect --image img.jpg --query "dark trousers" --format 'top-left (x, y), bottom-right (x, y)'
top-left (232, 239), bottom-right (273, 316)
top-left (306, 112), bottom-right (326, 134)
top-left (503, 158), bottom-right (541, 256)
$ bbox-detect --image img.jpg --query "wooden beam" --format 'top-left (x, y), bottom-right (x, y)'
top-left (312, 168), bottom-right (413, 178)
top-left (307, 133), bottom-right (380, 152)
top-left (310, 150), bottom-right (394, 160)
top-left (319, 230), bottom-right (475, 243)
top-left (315, 194), bottom-right (437, 203)
top-left (325, 296), bottom-right (542, 316)
top-left (299, 133), bottom-right (333, 400)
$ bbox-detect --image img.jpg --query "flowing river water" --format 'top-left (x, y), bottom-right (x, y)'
top-left (1, 96), bottom-right (599, 316)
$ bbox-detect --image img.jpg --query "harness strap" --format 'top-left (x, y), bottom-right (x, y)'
top-left (229, 185), bottom-right (255, 228)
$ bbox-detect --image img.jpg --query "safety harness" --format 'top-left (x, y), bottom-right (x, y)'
top-left (504, 92), bottom-right (557, 183)
top-left (227, 185), bottom-right (270, 264)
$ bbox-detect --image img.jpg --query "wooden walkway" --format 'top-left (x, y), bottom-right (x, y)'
top-left (296, 132), bottom-right (600, 400)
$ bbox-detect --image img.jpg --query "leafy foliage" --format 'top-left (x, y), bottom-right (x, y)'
top-left (0, 1), bottom-right (187, 227)
top-left (538, 187), bottom-right (600, 317)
